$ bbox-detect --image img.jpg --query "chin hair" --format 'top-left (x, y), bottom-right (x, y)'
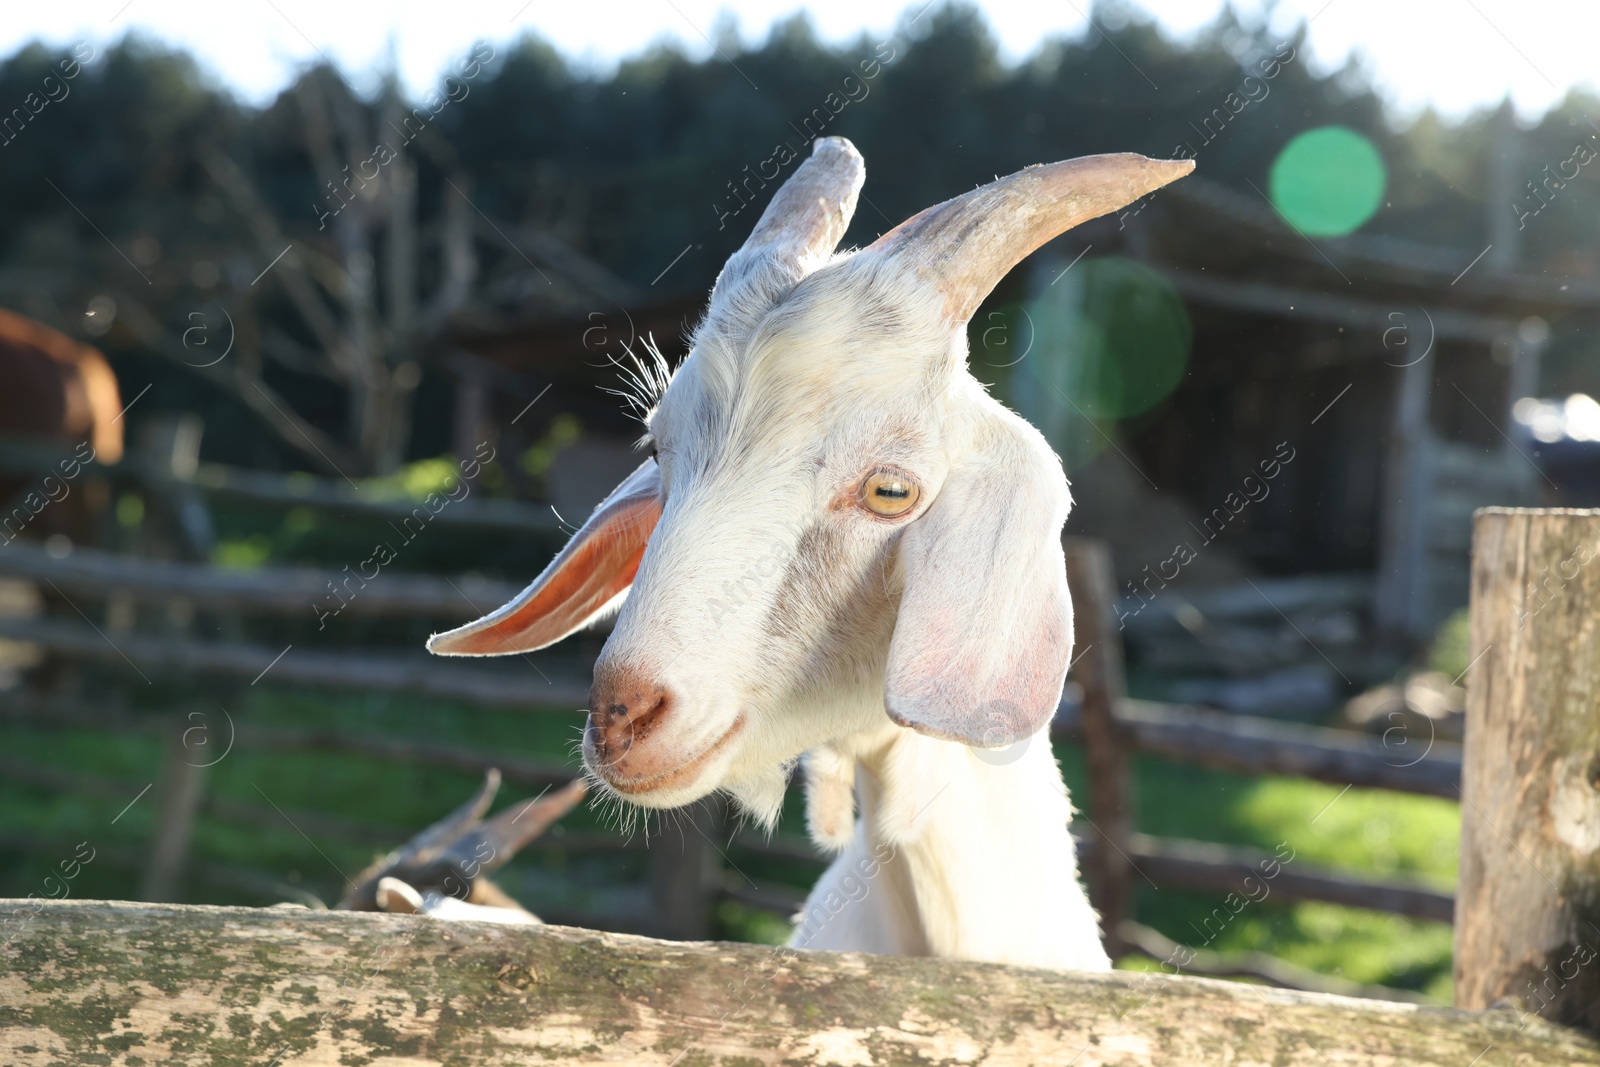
top-left (723, 759), bottom-right (797, 831)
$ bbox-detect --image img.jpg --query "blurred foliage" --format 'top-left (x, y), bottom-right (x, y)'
top-left (520, 413), bottom-right (584, 480)
top-left (1428, 607), bottom-right (1472, 680)
top-left (356, 456), bottom-right (471, 501)
top-left (3, 1), bottom-right (1600, 475)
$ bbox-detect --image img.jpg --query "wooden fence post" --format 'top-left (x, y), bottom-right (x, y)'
top-left (1456, 507), bottom-right (1600, 1028)
top-left (1064, 537), bottom-right (1134, 961)
top-left (139, 717), bottom-right (210, 903)
top-left (647, 794), bottom-right (725, 940)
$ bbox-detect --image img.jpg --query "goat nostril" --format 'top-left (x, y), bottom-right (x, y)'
top-left (588, 670), bottom-right (674, 771)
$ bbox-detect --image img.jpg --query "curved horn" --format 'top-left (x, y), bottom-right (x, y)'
top-left (865, 153), bottom-right (1194, 322)
top-left (712, 136), bottom-right (866, 299)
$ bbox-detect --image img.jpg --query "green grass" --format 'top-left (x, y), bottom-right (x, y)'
top-left (1079, 749), bottom-right (1459, 1001)
top-left (0, 687), bottom-right (1458, 1001)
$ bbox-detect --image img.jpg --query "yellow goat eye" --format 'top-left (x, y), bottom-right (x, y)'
top-left (861, 471), bottom-right (921, 517)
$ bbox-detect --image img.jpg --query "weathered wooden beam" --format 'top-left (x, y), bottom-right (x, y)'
top-left (10, 630), bottom-right (1456, 796)
top-left (0, 740), bottom-right (1457, 932)
top-left (3, 901), bottom-right (1596, 1066)
top-left (1456, 508), bottom-right (1600, 1029)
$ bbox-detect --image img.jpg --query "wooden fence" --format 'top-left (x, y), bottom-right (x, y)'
top-left (0, 442), bottom-right (1466, 996)
top-left (5, 435), bottom-right (1600, 1059)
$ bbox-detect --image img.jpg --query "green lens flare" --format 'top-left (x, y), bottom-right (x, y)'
top-left (1010, 256), bottom-right (1192, 471)
top-left (1047, 257), bottom-right (1191, 421)
top-left (1269, 126), bottom-right (1386, 237)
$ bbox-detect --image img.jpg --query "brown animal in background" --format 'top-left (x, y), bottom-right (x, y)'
top-left (0, 308), bottom-right (123, 544)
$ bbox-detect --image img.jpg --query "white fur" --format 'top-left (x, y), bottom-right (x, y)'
top-left (790, 722), bottom-right (1108, 970)
top-left (425, 138), bottom-right (1188, 972)
top-left (586, 253), bottom-right (1111, 970)
top-left (373, 877), bottom-right (541, 925)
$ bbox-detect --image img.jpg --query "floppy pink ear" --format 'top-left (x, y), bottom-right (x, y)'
top-left (427, 459), bottom-right (662, 656)
top-left (884, 413), bottom-right (1073, 747)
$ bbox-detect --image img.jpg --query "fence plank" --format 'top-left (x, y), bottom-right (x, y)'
top-left (1121, 833), bottom-right (1453, 923)
top-left (7, 631), bottom-right (1459, 795)
top-left (173, 462), bottom-right (564, 533)
top-left (5, 901), bottom-right (1598, 1066)
top-left (1455, 508), bottom-right (1600, 1028)
top-left (0, 539), bottom-right (526, 618)
top-left (0, 617), bottom-right (589, 708)
top-left (0, 726), bottom-right (1459, 929)
top-left (1053, 699), bottom-right (1464, 798)
top-left (0, 434), bottom-right (565, 535)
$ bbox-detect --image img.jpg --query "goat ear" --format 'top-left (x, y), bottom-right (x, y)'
top-left (884, 414), bottom-right (1072, 747)
top-left (427, 459), bottom-right (661, 656)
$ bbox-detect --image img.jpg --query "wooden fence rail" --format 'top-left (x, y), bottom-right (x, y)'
top-left (1053, 698), bottom-right (1463, 798)
top-left (1110, 834), bottom-right (1453, 922)
top-left (0, 492), bottom-right (1474, 1006)
top-left (0, 434), bottom-right (565, 534)
top-left (1, 730), bottom-right (1460, 934)
top-left (5, 901), bottom-right (1596, 1067)
top-left (1, 532), bottom-right (1458, 757)
top-left (0, 538), bottom-right (525, 618)
top-left (0, 616), bottom-right (589, 708)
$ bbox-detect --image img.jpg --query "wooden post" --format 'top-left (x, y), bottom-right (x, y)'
top-left (139, 720), bottom-right (210, 903)
top-left (1456, 507), bottom-right (1600, 1029)
top-left (452, 363), bottom-right (491, 465)
top-left (134, 412), bottom-right (214, 561)
top-left (647, 794), bottom-right (725, 940)
top-left (1374, 346), bottom-right (1435, 638)
top-left (1064, 538), bottom-right (1134, 960)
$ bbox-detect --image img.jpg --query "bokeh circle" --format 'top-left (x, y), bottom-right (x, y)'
top-left (1269, 126), bottom-right (1386, 237)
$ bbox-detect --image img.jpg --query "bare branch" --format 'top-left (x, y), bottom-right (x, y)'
top-left (114, 294), bottom-right (362, 476)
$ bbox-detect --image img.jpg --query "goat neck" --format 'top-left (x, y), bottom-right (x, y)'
top-left (791, 721), bottom-right (1110, 971)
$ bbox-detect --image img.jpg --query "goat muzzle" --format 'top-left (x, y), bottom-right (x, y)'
top-left (586, 667), bottom-right (674, 778)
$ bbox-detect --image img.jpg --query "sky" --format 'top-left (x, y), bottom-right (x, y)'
top-left (1, 0), bottom-right (1594, 124)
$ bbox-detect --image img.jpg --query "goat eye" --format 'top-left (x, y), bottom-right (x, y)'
top-left (861, 471), bottom-right (920, 517)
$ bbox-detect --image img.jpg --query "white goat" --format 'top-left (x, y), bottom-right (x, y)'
top-left (429, 138), bottom-right (1192, 970)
